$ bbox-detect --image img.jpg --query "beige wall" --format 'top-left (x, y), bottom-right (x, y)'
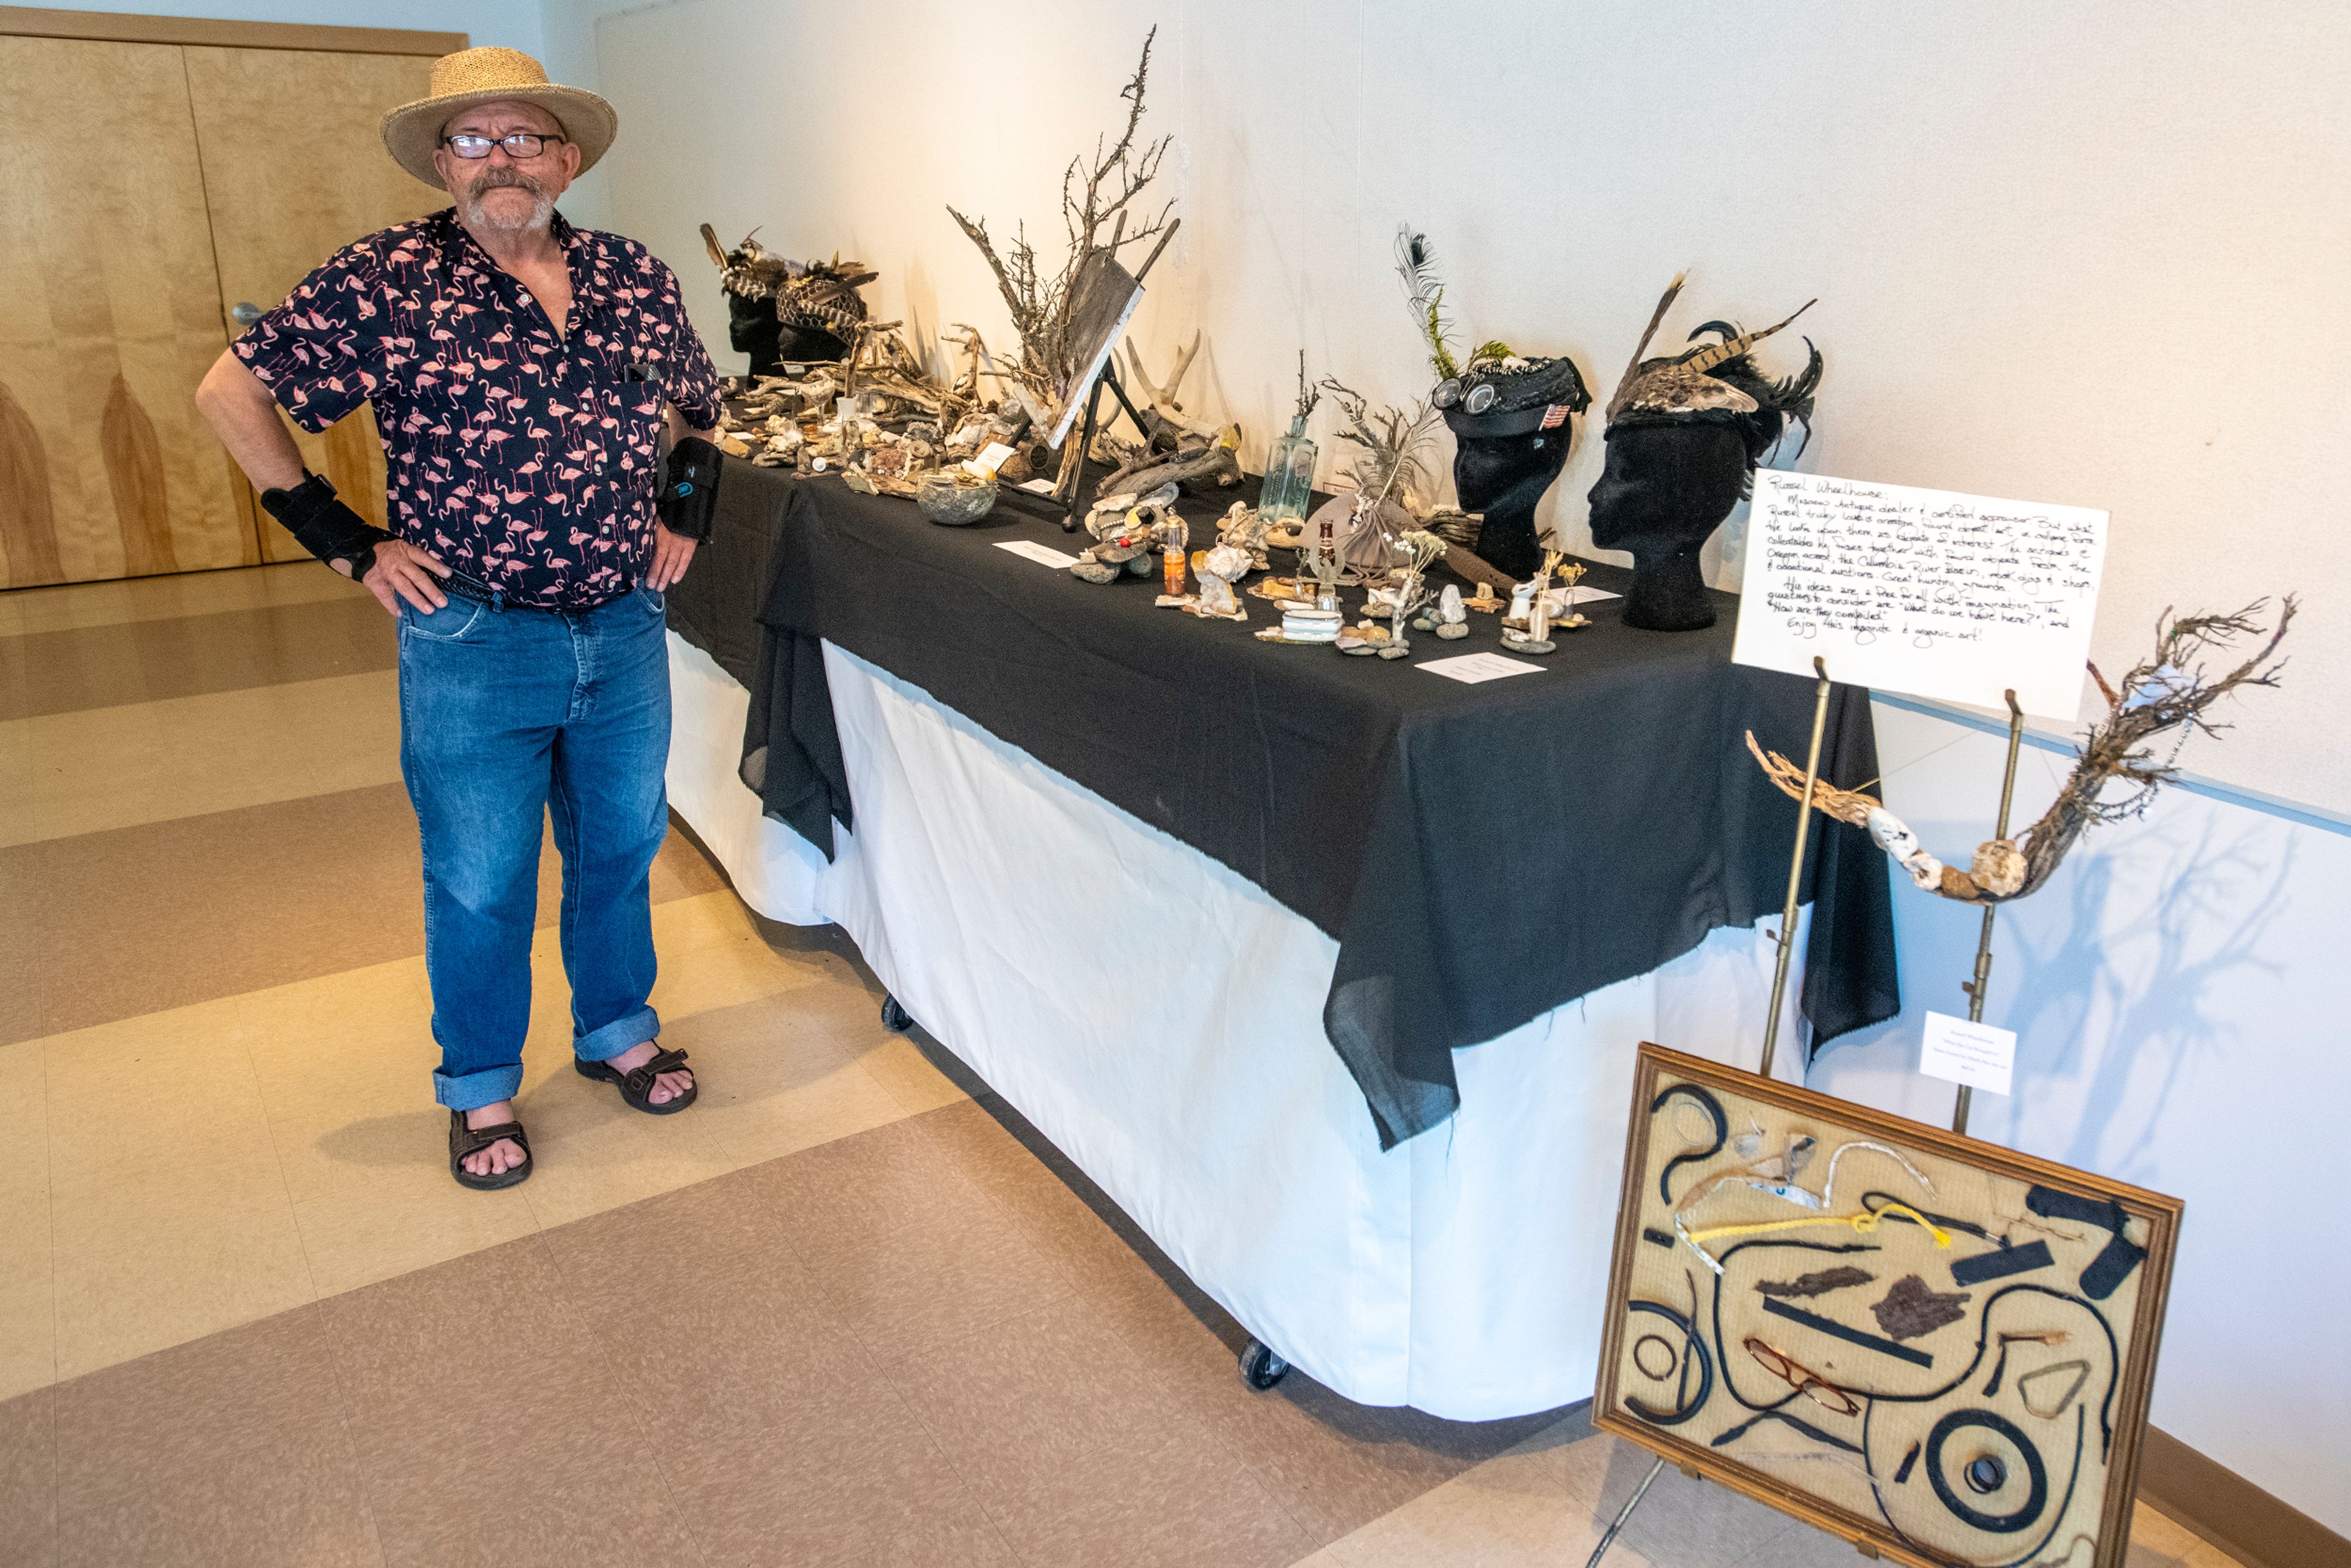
top-left (590, 0), bottom-right (2350, 819)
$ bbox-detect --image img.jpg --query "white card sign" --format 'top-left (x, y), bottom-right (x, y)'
top-left (1919, 1010), bottom-right (2016, 1096)
top-left (1732, 471), bottom-right (2107, 720)
top-left (1416, 651), bottom-right (1545, 685)
top-left (994, 540), bottom-right (1081, 569)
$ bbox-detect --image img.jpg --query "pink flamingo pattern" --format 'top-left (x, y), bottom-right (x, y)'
top-left (234, 209), bottom-right (722, 609)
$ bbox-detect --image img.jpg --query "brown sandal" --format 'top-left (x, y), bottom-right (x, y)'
top-left (448, 1109), bottom-right (532, 1190)
top-left (574, 1046), bottom-right (697, 1114)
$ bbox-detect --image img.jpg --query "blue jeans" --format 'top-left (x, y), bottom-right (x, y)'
top-left (397, 585), bottom-right (672, 1112)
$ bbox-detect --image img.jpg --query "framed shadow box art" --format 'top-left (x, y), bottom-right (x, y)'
top-left (1594, 1045), bottom-right (2180, 1568)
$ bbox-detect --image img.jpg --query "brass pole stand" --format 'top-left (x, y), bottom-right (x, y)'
top-left (1591, 660), bottom-right (1835, 1568)
top-left (1951, 689), bottom-right (2025, 1137)
top-left (1758, 658), bottom-right (1834, 1082)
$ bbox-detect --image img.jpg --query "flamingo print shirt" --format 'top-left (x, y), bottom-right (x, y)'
top-left (234, 208), bottom-right (722, 609)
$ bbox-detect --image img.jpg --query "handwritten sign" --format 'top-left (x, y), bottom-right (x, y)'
top-left (1732, 471), bottom-right (2107, 719)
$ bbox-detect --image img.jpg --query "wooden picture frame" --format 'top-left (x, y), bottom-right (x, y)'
top-left (1594, 1043), bottom-right (2180, 1568)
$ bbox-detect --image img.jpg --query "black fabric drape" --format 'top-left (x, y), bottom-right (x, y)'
top-left (672, 462), bottom-right (1900, 1146)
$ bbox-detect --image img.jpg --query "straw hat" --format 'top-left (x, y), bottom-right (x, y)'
top-left (380, 47), bottom-right (617, 190)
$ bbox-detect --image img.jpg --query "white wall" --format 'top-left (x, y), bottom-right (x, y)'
top-left (569, 0), bottom-right (2351, 1531)
top-left (1831, 705), bottom-right (2351, 1534)
top-left (588, 0), bottom-right (2349, 821)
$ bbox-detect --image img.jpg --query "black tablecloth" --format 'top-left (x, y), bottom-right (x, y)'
top-left (669, 463), bottom-right (1899, 1147)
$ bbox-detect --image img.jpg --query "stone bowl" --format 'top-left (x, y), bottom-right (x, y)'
top-left (917, 473), bottom-right (999, 526)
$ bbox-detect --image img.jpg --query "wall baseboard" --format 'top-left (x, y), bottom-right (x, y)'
top-left (2139, 1425), bottom-right (2350, 1568)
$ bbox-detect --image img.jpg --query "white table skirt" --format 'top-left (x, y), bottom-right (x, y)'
top-left (666, 631), bottom-right (1811, 1420)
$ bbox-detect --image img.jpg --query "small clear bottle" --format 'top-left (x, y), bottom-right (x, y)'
top-left (1260, 413), bottom-right (1317, 528)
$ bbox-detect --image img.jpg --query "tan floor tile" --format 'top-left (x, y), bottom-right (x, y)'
top-left (750, 1116), bottom-right (1073, 1364)
top-left (292, 1165), bottom-right (540, 1299)
top-left (0, 1269), bottom-right (56, 1406)
top-left (0, 1384), bottom-right (55, 1568)
top-left (2, 776), bottom-right (721, 1040)
top-left (902, 1288), bottom-right (1316, 1568)
top-left (539, 1169), bottom-right (1018, 1566)
top-left (853, 1030), bottom-right (973, 1115)
top-left (0, 594), bottom-right (396, 722)
top-left (0, 671), bottom-right (403, 847)
top-left (679, 991), bottom-right (915, 1166)
top-left (325, 1235), bottom-right (699, 1568)
top-left (510, 1062), bottom-right (743, 1230)
top-left (1296, 1421), bottom-right (1645, 1567)
top-left (0, 560), bottom-right (361, 639)
top-left (50, 1202), bottom-right (315, 1381)
top-left (52, 1305), bottom-right (383, 1568)
top-left (2124, 1501), bottom-right (2244, 1568)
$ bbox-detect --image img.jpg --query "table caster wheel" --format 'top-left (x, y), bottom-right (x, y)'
top-left (1240, 1338), bottom-right (1289, 1390)
top-left (880, 994), bottom-right (914, 1033)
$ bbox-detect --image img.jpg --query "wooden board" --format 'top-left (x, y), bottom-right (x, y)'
top-left (0, 34), bottom-right (257, 585)
top-left (183, 44), bottom-right (446, 559)
top-left (1594, 1044), bottom-right (2180, 1568)
top-left (0, 7), bottom-right (463, 56)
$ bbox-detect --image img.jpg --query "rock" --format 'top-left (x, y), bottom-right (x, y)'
top-left (1435, 621), bottom-right (1469, 640)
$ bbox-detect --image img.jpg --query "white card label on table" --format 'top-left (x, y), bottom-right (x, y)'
top-left (1417, 651), bottom-right (1546, 685)
top-left (1565, 584), bottom-right (1621, 604)
top-left (995, 540), bottom-right (1081, 569)
top-left (1732, 470), bottom-right (2107, 721)
top-left (966, 442), bottom-right (1018, 479)
top-left (1016, 478), bottom-right (1058, 495)
top-left (1918, 1010), bottom-right (2016, 1096)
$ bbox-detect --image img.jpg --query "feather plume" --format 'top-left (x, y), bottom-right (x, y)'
top-left (1394, 225), bottom-right (1460, 381)
top-left (1608, 271), bottom-right (1689, 418)
top-left (1680, 299), bottom-right (1815, 377)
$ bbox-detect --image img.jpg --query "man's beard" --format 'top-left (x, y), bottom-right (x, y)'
top-left (458, 165), bottom-right (556, 233)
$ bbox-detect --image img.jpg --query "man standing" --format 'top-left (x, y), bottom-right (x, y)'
top-left (198, 48), bottom-right (726, 1188)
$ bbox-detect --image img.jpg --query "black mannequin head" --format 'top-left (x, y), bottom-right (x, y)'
top-left (1590, 294), bottom-right (1823, 631)
top-left (1438, 354), bottom-right (1590, 582)
top-left (1586, 416), bottom-right (1750, 631)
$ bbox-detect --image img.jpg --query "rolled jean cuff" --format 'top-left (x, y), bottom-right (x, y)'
top-left (574, 1005), bottom-right (661, 1063)
top-left (434, 1062), bottom-right (524, 1114)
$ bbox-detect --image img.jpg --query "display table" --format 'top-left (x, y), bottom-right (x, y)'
top-left (661, 462), bottom-right (1899, 1418)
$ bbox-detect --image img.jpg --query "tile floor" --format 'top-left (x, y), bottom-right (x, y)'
top-left (0, 564), bottom-right (2246, 1566)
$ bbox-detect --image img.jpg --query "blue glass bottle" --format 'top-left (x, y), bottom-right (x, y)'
top-left (1260, 413), bottom-right (1317, 527)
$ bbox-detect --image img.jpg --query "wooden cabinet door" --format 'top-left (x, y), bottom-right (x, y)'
top-left (0, 35), bottom-right (257, 587)
top-left (182, 45), bottom-right (445, 558)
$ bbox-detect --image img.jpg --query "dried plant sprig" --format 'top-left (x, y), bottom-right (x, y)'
top-left (1316, 376), bottom-right (1439, 510)
top-left (1748, 598), bottom-right (2297, 904)
top-left (945, 28), bottom-right (1172, 411)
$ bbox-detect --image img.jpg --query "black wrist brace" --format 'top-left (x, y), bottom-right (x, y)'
top-left (659, 435), bottom-right (723, 542)
top-left (258, 471), bottom-right (393, 580)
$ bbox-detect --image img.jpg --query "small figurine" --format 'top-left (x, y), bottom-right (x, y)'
top-left (1502, 549), bottom-right (1577, 654)
top-left (1413, 582), bottom-right (1471, 640)
top-left (1190, 543), bottom-right (1252, 621)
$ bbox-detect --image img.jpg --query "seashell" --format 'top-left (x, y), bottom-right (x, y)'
top-left (1970, 839), bottom-right (2027, 897)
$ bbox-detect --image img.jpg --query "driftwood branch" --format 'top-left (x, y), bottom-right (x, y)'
top-left (1748, 597), bottom-right (2297, 904)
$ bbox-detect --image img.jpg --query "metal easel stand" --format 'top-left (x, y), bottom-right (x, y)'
top-left (1952, 689), bottom-right (2025, 1138)
top-left (1589, 658), bottom-right (1834, 1567)
top-left (1588, 681), bottom-right (2027, 1567)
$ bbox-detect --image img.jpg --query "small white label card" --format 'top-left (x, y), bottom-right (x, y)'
top-left (965, 441), bottom-right (1019, 479)
top-left (1919, 1010), bottom-right (2017, 1096)
top-left (1732, 470), bottom-right (2107, 720)
top-left (1417, 651), bottom-right (1546, 685)
top-left (994, 540), bottom-right (1081, 569)
top-left (1016, 478), bottom-right (1059, 495)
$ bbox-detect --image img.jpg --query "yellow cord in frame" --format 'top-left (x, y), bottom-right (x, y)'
top-left (1682, 1201), bottom-right (1953, 1257)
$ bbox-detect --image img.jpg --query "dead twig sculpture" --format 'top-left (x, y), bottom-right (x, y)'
top-left (1749, 598), bottom-right (2296, 903)
top-left (945, 28), bottom-right (1173, 417)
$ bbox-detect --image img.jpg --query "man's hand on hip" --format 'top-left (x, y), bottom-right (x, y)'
top-left (648, 525), bottom-right (698, 591)
top-left (359, 539), bottom-right (453, 617)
